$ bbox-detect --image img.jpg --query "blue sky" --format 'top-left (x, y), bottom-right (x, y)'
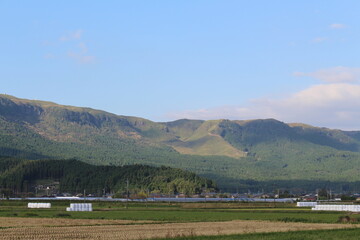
top-left (1, 1), bottom-right (360, 129)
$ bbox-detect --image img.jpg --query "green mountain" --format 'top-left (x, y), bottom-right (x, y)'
top-left (0, 157), bottom-right (215, 196)
top-left (0, 94), bottom-right (359, 191)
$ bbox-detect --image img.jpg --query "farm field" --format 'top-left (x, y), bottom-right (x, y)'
top-left (0, 201), bottom-right (357, 223)
top-left (0, 217), bottom-right (358, 240)
top-left (155, 228), bottom-right (360, 240)
top-left (0, 200), bottom-right (359, 239)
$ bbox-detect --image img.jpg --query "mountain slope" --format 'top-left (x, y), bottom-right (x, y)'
top-left (0, 157), bottom-right (215, 195)
top-left (0, 94), bottom-right (359, 190)
top-left (169, 120), bottom-right (247, 158)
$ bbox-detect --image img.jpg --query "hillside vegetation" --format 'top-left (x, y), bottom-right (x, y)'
top-left (0, 157), bottom-right (215, 195)
top-left (0, 94), bottom-right (359, 191)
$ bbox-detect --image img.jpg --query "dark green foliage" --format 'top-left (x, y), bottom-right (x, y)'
top-left (222, 119), bottom-right (296, 146)
top-left (55, 213), bottom-right (71, 217)
top-left (0, 95), bottom-right (360, 191)
top-left (0, 157), bottom-right (215, 195)
top-left (24, 213), bottom-right (39, 217)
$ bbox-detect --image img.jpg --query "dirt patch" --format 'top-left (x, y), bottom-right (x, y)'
top-left (0, 217), bottom-right (153, 228)
top-left (0, 218), bottom-right (359, 239)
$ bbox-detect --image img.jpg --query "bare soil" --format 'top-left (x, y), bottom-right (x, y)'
top-left (0, 217), bottom-right (359, 239)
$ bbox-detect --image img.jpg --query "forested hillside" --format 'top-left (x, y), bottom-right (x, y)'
top-left (0, 157), bottom-right (215, 196)
top-left (0, 94), bottom-right (359, 191)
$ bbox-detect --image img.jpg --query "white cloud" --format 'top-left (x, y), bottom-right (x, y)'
top-left (43, 29), bottom-right (96, 64)
top-left (294, 66), bottom-right (360, 83)
top-left (312, 37), bottom-right (327, 43)
top-left (43, 53), bottom-right (55, 59)
top-left (60, 30), bottom-right (83, 41)
top-left (67, 42), bottom-right (95, 64)
top-left (330, 23), bottom-right (347, 29)
top-left (167, 80), bottom-right (360, 130)
top-left (285, 83), bottom-right (360, 107)
top-left (78, 42), bottom-right (88, 53)
top-left (68, 51), bottom-right (95, 64)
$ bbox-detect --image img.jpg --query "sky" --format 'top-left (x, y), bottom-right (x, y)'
top-left (1, 1), bottom-right (360, 130)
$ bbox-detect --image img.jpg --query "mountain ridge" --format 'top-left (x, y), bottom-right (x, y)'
top-left (0, 94), bottom-right (359, 191)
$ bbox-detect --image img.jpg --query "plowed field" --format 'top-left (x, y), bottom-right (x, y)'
top-left (0, 217), bottom-right (358, 240)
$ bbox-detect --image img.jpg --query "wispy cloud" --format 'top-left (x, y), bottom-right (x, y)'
top-left (294, 66), bottom-right (360, 83)
top-left (43, 30), bottom-right (96, 64)
top-left (167, 83), bottom-right (360, 130)
top-left (167, 67), bottom-right (360, 130)
top-left (67, 42), bottom-right (95, 64)
top-left (67, 52), bottom-right (95, 64)
top-left (329, 23), bottom-right (347, 29)
top-left (59, 30), bottom-right (83, 41)
top-left (78, 42), bottom-right (88, 53)
top-left (43, 53), bottom-right (55, 59)
top-left (312, 37), bottom-right (327, 43)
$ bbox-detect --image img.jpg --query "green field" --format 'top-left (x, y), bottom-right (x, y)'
top-left (1, 200), bottom-right (359, 239)
top-left (0, 200), bottom-right (359, 224)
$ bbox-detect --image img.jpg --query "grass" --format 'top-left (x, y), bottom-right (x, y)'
top-left (1, 200), bottom-right (359, 239)
top-left (154, 228), bottom-right (360, 240)
top-left (0, 200), bottom-right (358, 224)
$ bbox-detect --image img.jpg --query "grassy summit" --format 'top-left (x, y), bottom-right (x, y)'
top-left (0, 94), bottom-right (359, 191)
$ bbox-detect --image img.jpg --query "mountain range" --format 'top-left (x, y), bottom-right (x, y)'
top-left (0, 94), bottom-right (359, 191)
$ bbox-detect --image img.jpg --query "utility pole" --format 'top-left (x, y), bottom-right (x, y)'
top-left (316, 189), bottom-right (319, 202)
top-left (330, 189), bottom-right (332, 200)
top-left (273, 190), bottom-right (276, 208)
top-left (168, 186), bottom-right (172, 205)
top-left (125, 179), bottom-right (129, 209)
top-left (236, 186), bottom-right (240, 203)
top-left (204, 182), bottom-right (208, 208)
top-left (327, 189), bottom-right (329, 201)
top-left (272, 186), bottom-right (277, 208)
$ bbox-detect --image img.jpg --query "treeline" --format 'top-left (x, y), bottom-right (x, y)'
top-left (217, 177), bottom-right (360, 194)
top-left (0, 157), bottom-right (216, 196)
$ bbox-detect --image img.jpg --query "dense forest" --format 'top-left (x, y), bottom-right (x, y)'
top-left (0, 157), bottom-right (216, 197)
top-left (0, 95), bottom-right (359, 192)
